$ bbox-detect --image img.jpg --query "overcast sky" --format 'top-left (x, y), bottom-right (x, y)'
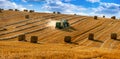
top-left (0, 0), bottom-right (120, 18)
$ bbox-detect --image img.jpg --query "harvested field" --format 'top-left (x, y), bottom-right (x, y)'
top-left (0, 10), bottom-right (120, 59)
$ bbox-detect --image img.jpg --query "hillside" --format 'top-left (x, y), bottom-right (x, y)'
top-left (0, 10), bottom-right (120, 59)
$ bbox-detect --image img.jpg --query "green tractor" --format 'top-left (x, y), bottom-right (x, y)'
top-left (55, 19), bottom-right (69, 29)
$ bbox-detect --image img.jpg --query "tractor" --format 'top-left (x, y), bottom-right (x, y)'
top-left (55, 19), bottom-right (69, 29)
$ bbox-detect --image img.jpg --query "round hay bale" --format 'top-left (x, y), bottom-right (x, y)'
top-left (111, 16), bottom-right (116, 19)
top-left (18, 34), bottom-right (26, 41)
top-left (64, 36), bottom-right (71, 43)
top-left (88, 33), bottom-right (94, 40)
top-left (94, 16), bottom-right (97, 19)
top-left (30, 36), bottom-right (38, 43)
top-left (111, 33), bottom-right (117, 39)
top-left (25, 15), bottom-right (29, 19)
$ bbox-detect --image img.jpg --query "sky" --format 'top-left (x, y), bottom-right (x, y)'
top-left (0, 0), bottom-right (120, 18)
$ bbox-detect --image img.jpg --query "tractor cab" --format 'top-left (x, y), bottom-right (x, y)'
top-left (55, 19), bottom-right (69, 29)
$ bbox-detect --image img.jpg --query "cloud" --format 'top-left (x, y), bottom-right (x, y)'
top-left (86, 0), bottom-right (100, 3)
top-left (2, 0), bottom-right (118, 18)
top-left (28, 4), bottom-right (33, 7)
top-left (33, 0), bottom-right (45, 1)
top-left (41, 0), bottom-right (87, 14)
top-left (40, 0), bottom-right (120, 18)
top-left (0, 0), bottom-right (26, 10)
top-left (22, 0), bottom-right (27, 2)
top-left (21, 0), bottom-right (45, 2)
top-left (64, 0), bottom-right (71, 2)
top-left (92, 2), bottom-right (120, 18)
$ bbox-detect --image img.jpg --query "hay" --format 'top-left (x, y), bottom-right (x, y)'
top-left (25, 15), bottom-right (29, 19)
top-left (18, 34), bottom-right (26, 41)
top-left (88, 33), bottom-right (94, 40)
top-left (30, 36), bottom-right (38, 43)
top-left (64, 36), bottom-right (71, 43)
top-left (94, 16), bottom-right (97, 19)
top-left (111, 33), bottom-right (117, 39)
top-left (111, 16), bottom-right (116, 19)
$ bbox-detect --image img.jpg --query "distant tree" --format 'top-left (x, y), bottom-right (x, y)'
top-left (0, 8), bottom-right (4, 10)
top-left (57, 12), bottom-right (61, 14)
top-left (15, 9), bottom-right (19, 11)
top-left (74, 14), bottom-right (76, 15)
top-left (53, 11), bottom-right (55, 14)
top-left (0, 9), bottom-right (2, 13)
top-left (24, 9), bottom-right (28, 12)
top-left (9, 9), bottom-right (13, 11)
top-left (103, 15), bottom-right (105, 18)
top-left (29, 10), bottom-right (34, 13)
top-left (1, 9), bottom-right (4, 10)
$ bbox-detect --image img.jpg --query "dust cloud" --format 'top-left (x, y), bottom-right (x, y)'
top-left (47, 19), bottom-right (59, 29)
